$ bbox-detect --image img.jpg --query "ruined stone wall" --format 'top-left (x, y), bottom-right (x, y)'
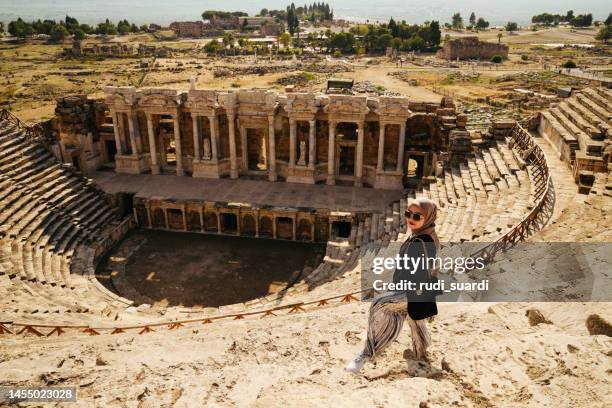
top-left (261, 23), bottom-right (285, 36)
top-left (437, 37), bottom-right (509, 61)
top-left (169, 21), bottom-right (205, 38)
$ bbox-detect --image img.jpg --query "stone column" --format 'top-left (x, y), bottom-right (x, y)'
top-left (289, 118), bottom-right (297, 167)
top-left (355, 121), bottom-right (365, 187)
top-left (199, 208), bottom-right (204, 232)
top-left (310, 218), bottom-right (315, 242)
top-left (111, 110), bottom-right (124, 155)
top-left (172, 114), bottom-right (184, 176)
top-left (308, 119), bottom-right (316, 169)
top-left (292, 217), bottom-right (296, 241)
top-left (127, 112), bottom-right (139, 156)
top-left (396, 122), bottom-right (406, 173)
top-left (216, 210), bottom-right (221, 233)
top-left (192, 113), bottom-right (200, 161)
top-left (182, 206), bottom-right (187, 231)
top-left (134, 114), bottom-right (143, 153)
top-left (228, 113), bottom-right (238, 179)
top-left (377, 123), bottom-right (385, 172)
top-left (254, 210), bottom-right (259, 237)
top-left (327, 120), bottom-right (336, 185)
top-left (209, 114), bottom-right (218, 160)
top-left (146, 113), bottom-right (160, 175)
top-left (145, 203), bottom-right (152, 227)
top-left (240, 125), bottom-right (247, 170)
top-left (267, 114), bottom-right (277, 181)
top-left (163, 208), bottom-right (169, 229)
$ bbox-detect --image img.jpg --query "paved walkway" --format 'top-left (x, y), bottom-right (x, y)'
top-left (532, 133), bottom-right (579, 221)
top-left (91, 171), bottom-right (403, 213)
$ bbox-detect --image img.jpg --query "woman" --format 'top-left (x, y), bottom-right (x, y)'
top-left (346, 197), bottom-right (440, 373)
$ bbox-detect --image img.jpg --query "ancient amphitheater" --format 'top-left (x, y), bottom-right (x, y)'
top-left (0, 85), bottom-right (610, 406)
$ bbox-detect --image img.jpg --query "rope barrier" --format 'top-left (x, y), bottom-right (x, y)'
top-left (470, 123), bottom-right (553, 261)
top-left (0, 288), bottom-right (378, 338)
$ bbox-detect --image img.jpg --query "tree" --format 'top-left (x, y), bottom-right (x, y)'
top-left (491, 55), bottom-right (502, 64)
top-left (286, 3), bottom-right (299, 35)
top-left (451, 13), bottom-right (464, 30)
top-left (505, 22), bottom-right (518, 32)
top-left (278, 32), bottom-right (292, 48)
top-left (73, 28), bottom-right (86, 40)
top-left (469, 12), bottom-right (476, 27)
top-left (96, 19), bottom-right (117, 35)
top-left (475, 18), bottom-right (489, 29)
top-left (139, 24), bottom-right (149, 32)
top-left (79, 24), bottom-right (93, 34)
top-left (203, 39), bottom-right (222, 54)
top-left (570, 14), bottom-right (592, 27)
top-left (595, 24), bottom-right (611, 43)
top-left (376, 33), bottom-right (393, 51)
top-left (64, 15), bottom-right (80, 33)
top-left (32, 19), bottom-right (56, 35)
top-left (222, 32), bottom-right (235, 50)
top-left (404, 34), bottom-right (426, 51)
top-left (117, 19), bottom-right (131, 35)
top-left (388, 18), bottom-right (398, 37)
top-left (422, 20), bottom-right (441, 47)
top-left (0, 22), bottom-right (4, 34)
top-left (50, 24), bottom-right (69, 42)
top-left (605, 13), bottom-right (612, 25)
top-left (562, 60), bottom-right (577, 69)
top-left (8, 18), bottom-right (35, 38)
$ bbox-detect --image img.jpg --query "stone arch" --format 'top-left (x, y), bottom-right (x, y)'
top-left (152, 208), bottom-right (165, 228)
top-left (241, 214), bottom-right (256, 236)
top-left (186, 210), bottom-right (201, 231)
top-left (167, 209), bottom-right (183, 229)
top-left (276, 217), bottom-right (293, 240)
top-left (259, 216), bottom-right (273, 237)
top-left (203, 211), bottom-right (218, 232)
top-left (135, 204), bottom-right (148, 227)
top-left (297, 219), bottom-right (312, 241)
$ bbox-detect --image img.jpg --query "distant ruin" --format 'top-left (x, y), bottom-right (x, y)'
top-left (169, 21), bottom-right (206, 38)
top-left (170, 16), bottom-right (285, 38)
top-left (437, 36), bottom-right (509, 61)
top-left (69, 39), bottom-right (173, 58)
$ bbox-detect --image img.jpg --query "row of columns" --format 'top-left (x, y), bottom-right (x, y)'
top-left (142, 204), bottom-right (315, 241)
top-left (114, 111), bottom-right (407, 181)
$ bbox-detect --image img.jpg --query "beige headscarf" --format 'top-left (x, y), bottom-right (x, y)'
top-left (408, 197), bottom-right (440, 252)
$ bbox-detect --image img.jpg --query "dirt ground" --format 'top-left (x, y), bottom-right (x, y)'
top-left (1, 26), bottom-right (607, 124)
top-left (99, 229), bottom-right (325, 307)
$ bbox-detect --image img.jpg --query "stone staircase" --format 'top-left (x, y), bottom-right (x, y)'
top-left (538, 87), bottom-right (611, 192)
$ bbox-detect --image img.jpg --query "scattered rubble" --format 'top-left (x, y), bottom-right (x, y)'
top-left (213, 62), bottom-right (353, 78)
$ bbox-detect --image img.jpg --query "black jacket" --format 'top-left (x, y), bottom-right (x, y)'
top-left (392, 233), bottom-right (438, 320)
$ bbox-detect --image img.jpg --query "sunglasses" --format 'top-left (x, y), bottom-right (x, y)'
top-left (405, 210), bottom-right (423, 221)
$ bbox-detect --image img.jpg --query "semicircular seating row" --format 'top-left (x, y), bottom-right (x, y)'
top-left (0, 112), bottom-right (539, 331)
top-left (0, 117), bottom-right (139, 326)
